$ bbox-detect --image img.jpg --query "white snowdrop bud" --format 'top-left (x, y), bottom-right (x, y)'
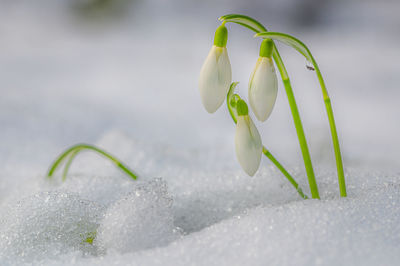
top-left (248, 39), bottom-right (278, 122)
top-left (235, 104), bottom-right (262, 176)
top-left (199, 24), bottom-right (232, 113)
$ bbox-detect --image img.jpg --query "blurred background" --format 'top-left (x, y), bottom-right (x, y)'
top-left (0, 0), bottom-right (399, 181)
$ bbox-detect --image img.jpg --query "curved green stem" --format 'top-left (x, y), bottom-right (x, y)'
top-left (255, 31), bottom-right (346, 197)
top-left (227, 83), bottom-right (308, 199)
top-left (220, 14), bottom-right (320, 198)
top-left (262, 147), bottom-right (307, 199)
top-left (227, 82), bottom-right (240, 124)
top-left (62, 148), bottom-right (82, 181)
top-left (47, 144), bottom-right (138, 181)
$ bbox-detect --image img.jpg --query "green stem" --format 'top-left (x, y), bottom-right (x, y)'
top-left (220, 15), bottom-right (320, 198)
top-left (253, 31), bottom-right (347, 197)
top-left (312, 60), bottom-right (346, 197)
top-left (282, 79), bottom-right (319, 198)
top-left (47, 143), bottom-right (138, 181)
top-left (262, 147), bottom-right (308, 199)
top-left (62, 148), bottom-right (82, 181)
top-left (227, 83), bottom-right (308, 199)
top-left (323, 94), bottom-right (347, 197)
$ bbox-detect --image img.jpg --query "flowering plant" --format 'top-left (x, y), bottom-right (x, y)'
top-left (198, 14), bottom-right (347, 199)
top-left (47, 14), bottom-right (347, 200)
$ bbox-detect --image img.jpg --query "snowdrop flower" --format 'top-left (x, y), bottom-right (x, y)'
top-left (248, 39), bottom-right (278, 122)
top-left (199, 23), bottom-right (232, 113)
top-left (235, 100), bottom-right (262, 176)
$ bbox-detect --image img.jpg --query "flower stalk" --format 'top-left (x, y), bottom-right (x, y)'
top-left (219, 14), bottom-right (347, 198)
top-left (254, 31), bottom-right (347, 197)
top-left (220, 14), bottom-right (320, 198)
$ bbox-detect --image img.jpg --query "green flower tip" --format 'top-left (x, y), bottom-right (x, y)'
top-left (259, 38), bottom-right (273, 58)
top-left (214, 23), bottom-right (228, 47)
top-left (236, 100), bottom-right (248, 116)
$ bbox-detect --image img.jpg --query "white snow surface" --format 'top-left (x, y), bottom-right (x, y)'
top-left (1, 1), bottom-right (400, 265)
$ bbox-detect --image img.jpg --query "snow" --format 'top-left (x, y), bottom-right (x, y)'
top-left (78, 183), bottom-right (400, 266)
top-left (1, 0), bottom-right (400, 265)
top-left (0, 191), bottom-right (104, 263)
top-left (95, 178), bottom-right (181, 254)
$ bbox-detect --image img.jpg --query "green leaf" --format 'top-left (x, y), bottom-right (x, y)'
top-left (255, 32), bottom-right (312, 62)
top-left (219, 14), bottom-right (267, 33)
top-left (47, 143), bottom-right (138, 181)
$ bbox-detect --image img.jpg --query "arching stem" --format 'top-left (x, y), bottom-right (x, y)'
top-left (62, 148), bottom-right (82, 181)
top-left (312, 59), bottom-right (346, 197)
top-left (262, 147), bottom-right (307, 199)
top-left (254, 31), bottom-right (347, 197)
top-left (47, 144), bottom-right (138, 181)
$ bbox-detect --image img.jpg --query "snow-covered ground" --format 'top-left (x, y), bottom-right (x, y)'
top-left (1, 1), bottom-right (399, 265)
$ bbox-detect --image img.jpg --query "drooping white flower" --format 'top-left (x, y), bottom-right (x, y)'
top-left (199, 23), bottom-right (231, 113)
top-left (199, 45), bottom-right (232, 113)
top-left (235, 111), bottom-right (262, 176)
top-left (248, 56), bottom-right (278, 122)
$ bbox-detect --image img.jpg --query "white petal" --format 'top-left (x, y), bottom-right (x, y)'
top-left (248, 57), bottom-right (278, 122)
top-left (235, 116), bottom-right (262, 176)
top-left (199, 46), bottom-right (232, 113)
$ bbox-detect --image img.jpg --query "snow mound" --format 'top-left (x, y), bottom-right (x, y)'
top-left (55, 174), bottom-right (139, 207)
top-left (0, 191), bottom-right (104, 264)
top-left (78, 182), bottom-right (400, 266)
top-left (95, 178), bottom-right (181, 253)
